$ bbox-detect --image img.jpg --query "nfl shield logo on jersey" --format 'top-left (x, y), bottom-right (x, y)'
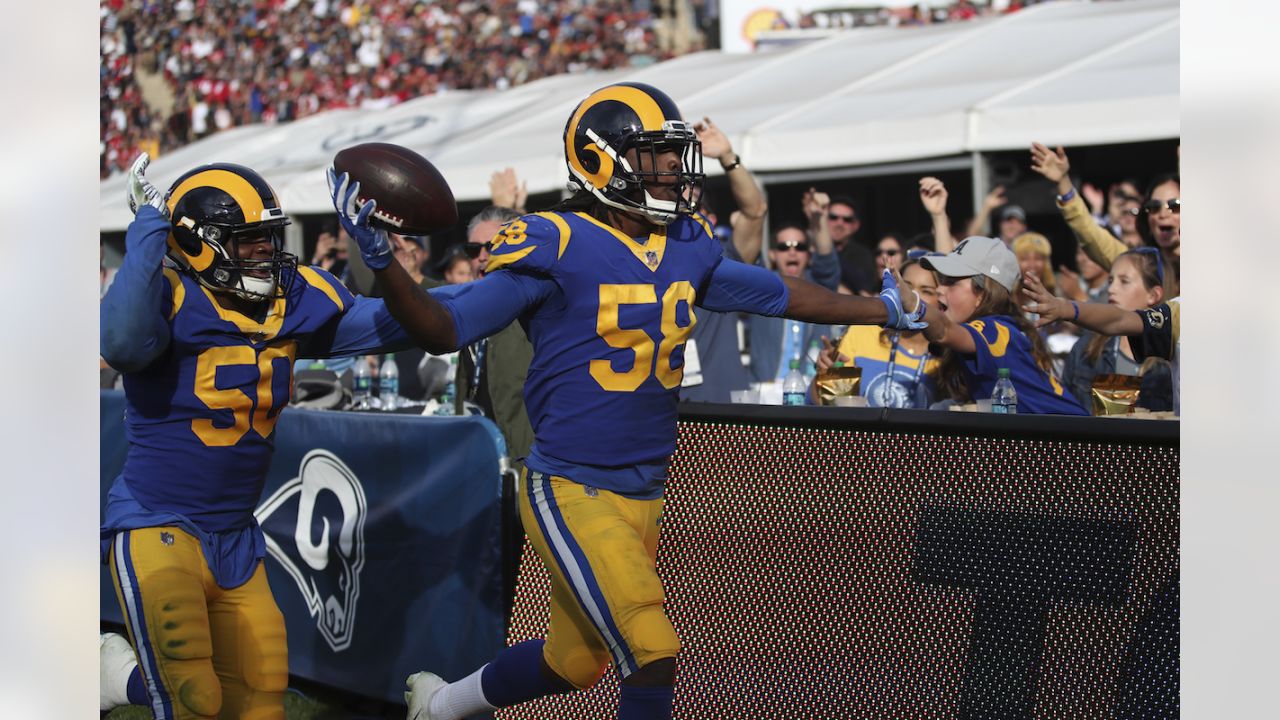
top-left (255, 449), bottom-right (368, 652)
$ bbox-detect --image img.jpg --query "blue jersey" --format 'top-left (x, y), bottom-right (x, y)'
top-left (115, 265), bottom-right (406, 533)
top-left (485, 211), bottom-right (726, 496)
top-left (960, 315), bottom-right (1087, 415)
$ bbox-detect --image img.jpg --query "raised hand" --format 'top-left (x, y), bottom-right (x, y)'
top-left (327, 167), bottom-right (392, 270)
top-left (1081, 182), bottom-right (1105, 215)
top-left (802, 187), bottom-right (830, 220)
top-left (489, 167), bottom-right (527, 211)
top-left (919, 176), bottom-right (948, 216)
top-left (981, 185), bottom-right (1007, 210)
top-left (815, 335), bottom-right (850, 373)
top-left (1020, 271), bottom-right (1072, 328)
top-left (1057, 264), bottom-right (1087, 303)
top-left (880, 269), bottom-right (927, 331)
top-left (1029, 142), bottom-right (1071, 184)
top-left (127, 153), bottom-right (168, 218)
top-left (693, 117), bottom-right (733, 163)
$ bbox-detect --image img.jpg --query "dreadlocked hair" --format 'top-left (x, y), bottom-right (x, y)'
top-left (933, 275), bottom-right (1057, 403)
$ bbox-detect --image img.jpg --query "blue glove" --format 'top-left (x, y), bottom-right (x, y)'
top-left (879, 269), bottom-right (927, 331)
top-left (327, 167), bottom-right (392, 270)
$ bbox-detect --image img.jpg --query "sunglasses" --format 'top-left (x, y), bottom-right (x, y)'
top-left (462, 243), bottom-right (487, 258)
top-left (1132, 198), bottom-right (1181, 215)
top-left (877, 248), bottom-right (900, 257)
top-left (773, 240), bottom-right (810, 252)
top-left (827, 213), bottom-right (856, 223)
top-left (1132, 246), bottom-right (1165, 284)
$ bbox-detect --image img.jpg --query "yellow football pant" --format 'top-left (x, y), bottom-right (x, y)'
top-left (518, 469), bottom-right (680, 688)
top-left (108, 527), bottom-right (287, 719)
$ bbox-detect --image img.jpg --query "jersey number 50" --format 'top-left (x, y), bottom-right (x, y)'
top-left (592, 282), bottom-right (696, 392)
top-left (192, 343), bottom-right (297, 446)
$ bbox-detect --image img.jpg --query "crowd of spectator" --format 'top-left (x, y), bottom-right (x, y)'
top-left (100, 0), bottom-right (676, 178)
top-left (101, 1), bottom-right (1073, 179)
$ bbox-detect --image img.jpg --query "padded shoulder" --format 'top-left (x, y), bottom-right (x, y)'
top-left (484, 212), bottom-right (570, 275)
top-left (292, 265), bottom-right (356, 313)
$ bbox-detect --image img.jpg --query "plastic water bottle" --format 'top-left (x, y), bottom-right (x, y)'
top-left (435, 353), bottom-right (458, 416)
top-left (352, 358), bottom-right (372, 410)
top-left (991, 367), bottom-right (1017, 414)
top-left (379, 353), bottom-right (400, 412)
top-left (783, 359), bottom-right (807, 406)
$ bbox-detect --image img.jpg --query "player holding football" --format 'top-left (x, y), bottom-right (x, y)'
top-left (326, 82), bottom-right (927, 720)
top-left (100, 155), bottom-right (416, 718)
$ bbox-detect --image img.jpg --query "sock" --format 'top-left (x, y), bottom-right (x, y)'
top-left (479, 639), bottom-right (569, 707)
top-left (617, 684), bottom-right (674, 720)
top-left (126, 666), bottom-right (148, 706)
top-left (428, 664), bottom-right (494, 720)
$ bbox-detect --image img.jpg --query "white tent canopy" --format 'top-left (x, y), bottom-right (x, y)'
top-left (100, 0), bottom-right (1177, 232)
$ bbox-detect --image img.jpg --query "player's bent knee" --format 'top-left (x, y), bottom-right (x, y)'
top-left (554, 649), bottom-right (610, 690)
top-left (621, 657), bottom-right (676, 688)
top-left (174, 665), bottom-right (223, 718)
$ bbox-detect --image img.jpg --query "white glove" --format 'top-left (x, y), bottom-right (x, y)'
top-left (127, 153), bottom-right (168, 218)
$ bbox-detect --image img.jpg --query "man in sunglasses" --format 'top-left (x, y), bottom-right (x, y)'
top-left (807, 192), bottom-right (876, 294)
top-left (745, 224), bottom-right (840, 385)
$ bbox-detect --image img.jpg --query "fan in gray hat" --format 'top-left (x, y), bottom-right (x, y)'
top-left (908, 236), bottom-right (1088, 415)
top-left (920, 236), bottom-right (1021, 292)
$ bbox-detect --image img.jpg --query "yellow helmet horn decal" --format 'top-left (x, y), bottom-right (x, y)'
top-left (566, 85), bottom-right (667, 187)
top-left (579, 143), bottom-right (615, 190)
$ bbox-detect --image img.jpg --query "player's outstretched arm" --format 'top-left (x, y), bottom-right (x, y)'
top-left (329, 168), bottom-right (458, 354)
top-left (101, 156), bottom-right (175, 372)
top-left (699, 261), bottom-right (925, 331)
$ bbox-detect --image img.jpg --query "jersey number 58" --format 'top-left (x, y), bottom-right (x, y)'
top-left (591, 282), bottom-right (696, 392)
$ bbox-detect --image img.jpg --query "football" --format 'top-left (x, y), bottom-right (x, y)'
top-left (332, 142), bottom-right (458, 236)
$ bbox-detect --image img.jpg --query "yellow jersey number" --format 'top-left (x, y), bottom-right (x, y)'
top-left (591, 282), bottom-right (697, 392)
top-left (191, 342), bottom-right (298, 446)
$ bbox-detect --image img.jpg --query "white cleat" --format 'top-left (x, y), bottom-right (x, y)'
top-left (404, 671), bottom-right (448, 720)
top-left (100, 632), bottom-right (139, 711)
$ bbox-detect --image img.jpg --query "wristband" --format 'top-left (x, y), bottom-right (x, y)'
top-left (721, 155), bottom-right (742, 172)
top-left (1071, 301), bottom-right (1080, 322)
top-left (1056, 187), bottom-right (1076, 204)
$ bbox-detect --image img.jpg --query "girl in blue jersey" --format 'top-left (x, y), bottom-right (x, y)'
top-left (916, 236), bottom-right (1087, 415)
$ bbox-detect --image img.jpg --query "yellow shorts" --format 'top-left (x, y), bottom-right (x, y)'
top-left (519, 468), bottom-right (680, 688)
top-left (108, 527), bottom-right (288, 720)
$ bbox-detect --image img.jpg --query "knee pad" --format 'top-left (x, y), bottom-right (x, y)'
top-left (625, 605), bottom-right (681, 671)
top-left (150, 575), bottom-right (222, 717)
top-left (554, 645), bottom-right (610, 690)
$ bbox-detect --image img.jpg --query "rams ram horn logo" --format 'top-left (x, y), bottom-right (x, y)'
top-left (255, 450), bottom-right (368, 652)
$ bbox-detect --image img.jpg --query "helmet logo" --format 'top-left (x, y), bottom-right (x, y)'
top-left (579, 129), bottom-right (617, 190)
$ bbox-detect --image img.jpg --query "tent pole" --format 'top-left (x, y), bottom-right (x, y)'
top-left (970, 151), bottom-right (990, 224)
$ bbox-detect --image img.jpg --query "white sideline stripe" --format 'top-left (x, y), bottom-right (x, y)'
top-left (530, 474), bottom-right (635, 676)
top-left (115, 532), bottom-right (170, 719)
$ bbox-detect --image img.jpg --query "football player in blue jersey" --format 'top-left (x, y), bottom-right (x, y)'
top-left (99, 155), bottom-right (416, 719)
top-left (325, 82), bottom-right (927, 720)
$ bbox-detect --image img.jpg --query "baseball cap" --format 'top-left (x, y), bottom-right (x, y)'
top-left (920, 236), bottom-right (1021, 292)
top-left (1000, 204), bottom-right (1026, 222)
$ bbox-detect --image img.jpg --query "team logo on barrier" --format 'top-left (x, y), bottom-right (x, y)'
top-left (255, 450), bottom-right (368, 652)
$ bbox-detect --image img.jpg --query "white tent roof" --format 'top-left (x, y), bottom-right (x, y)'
top-left (100, 0), bottom-right (1177, 231)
